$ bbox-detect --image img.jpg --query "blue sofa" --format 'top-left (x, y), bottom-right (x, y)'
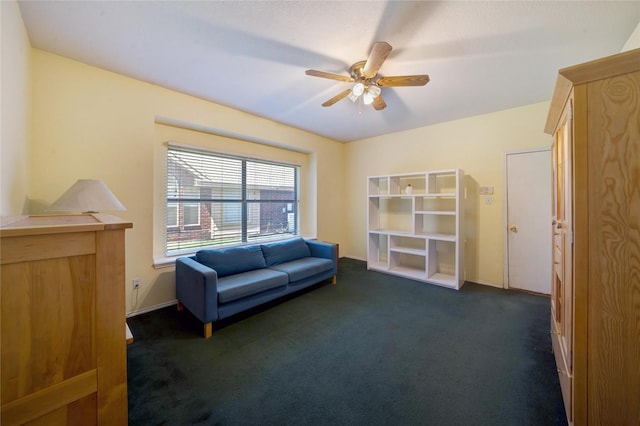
top-left (175, 238), bottom-right (337, 337)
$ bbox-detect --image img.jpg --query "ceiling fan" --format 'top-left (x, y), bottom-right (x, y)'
top-left (305, 42), bottom-right (429, 111)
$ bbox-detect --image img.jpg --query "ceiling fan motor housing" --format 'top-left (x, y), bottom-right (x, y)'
top-left (350, 60), bottom-right (370, 80)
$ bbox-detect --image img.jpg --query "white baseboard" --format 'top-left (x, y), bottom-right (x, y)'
top-left (343, 255), bottom-right (366, 261)
top-left (464, 279), bottom-right (503, 288)
top-left (127, 299), bottom-right (177, 318)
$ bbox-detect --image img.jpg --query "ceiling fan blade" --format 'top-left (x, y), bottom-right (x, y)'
top-left (363, 42), bottom-right (392, 79)
top-left (322, 89), bottom-right (352, 107)
top-left (372, 95), bottom-right (387, 111)
top-left (306, 69), bottom-right (354, 83)
top-left (377, 75), bottom-right (430, 87)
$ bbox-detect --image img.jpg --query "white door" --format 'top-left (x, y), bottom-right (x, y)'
top-left (504, 149), bottom-right (551, 294)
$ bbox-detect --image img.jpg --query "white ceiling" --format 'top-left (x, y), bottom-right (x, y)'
top-left (18, 1), bottom-right (640, 142)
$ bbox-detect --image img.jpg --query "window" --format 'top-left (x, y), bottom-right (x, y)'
top-left (167, 203), bottom-right (178, 227)
top-left (183, 203), bottom-right (201, 226)
top-left (167, 176), bottom-right (179, 227)
top-left (166, 145), bottom-right (298, 255)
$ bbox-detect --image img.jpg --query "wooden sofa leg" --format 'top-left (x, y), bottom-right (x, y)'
top-left (204, 322), bottom-right (212, 339)
top-left (331, 275), bottom-right (337, 284)
top-left (176, 301), bottom-right (184, 311)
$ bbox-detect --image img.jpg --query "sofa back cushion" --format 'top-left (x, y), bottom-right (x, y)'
top-left (261, 238), bottom-right (311, 267)
top-left (196, 246), bottom-right (266, 277)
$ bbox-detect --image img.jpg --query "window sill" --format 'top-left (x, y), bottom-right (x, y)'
top-left (154, 234), bottom-right (317, 269)
top-left (153, 255), bottom-right (181, 269)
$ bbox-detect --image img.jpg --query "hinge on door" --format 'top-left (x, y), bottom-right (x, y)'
top-left (569, 103), bottom-right (574, 121)
top-left (570, 229), bottom-right (574, 245)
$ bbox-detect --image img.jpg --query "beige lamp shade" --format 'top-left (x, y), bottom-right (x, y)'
top-left (48, 179), bottom-right (126, 213)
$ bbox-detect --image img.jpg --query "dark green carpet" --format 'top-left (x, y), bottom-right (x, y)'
top-left (127, 258), bottom-right (567, 426)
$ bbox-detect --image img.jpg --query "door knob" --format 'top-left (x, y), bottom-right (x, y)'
top-left (509, 225), bottom-right (518, 233)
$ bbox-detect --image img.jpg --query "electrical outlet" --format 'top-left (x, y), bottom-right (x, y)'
top-left (132, 278), bottom-right (141, 289)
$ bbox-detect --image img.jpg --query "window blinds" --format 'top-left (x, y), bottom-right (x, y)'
top-left (166, 145), bottom-right (298, 254)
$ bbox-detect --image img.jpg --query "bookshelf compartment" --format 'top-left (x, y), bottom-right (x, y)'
top-left (427, 239), bottom-right (457, 287)
top-left (373, 197), bottom-right (413, 233)
top-left (391, 174), bottom-right (427, 195)
top-left (368, 233), bottom-right (389, 269)
top-left (368, 197), bottom-right (380, 230)
top-left (390, 235), bottom-right (426, 256)
top-left (415, 197), bottom-right (456, 212)
top-left (427, 171), bottom-right (457, 194)
top-left (390, 251), bottom-right (426, 280)
top-left (369, 176), bottom-right (389, 196)
top-left (415, 214), bottom-right (456, 238)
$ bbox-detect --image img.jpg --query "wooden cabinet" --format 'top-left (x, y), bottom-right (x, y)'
top-left (367, 169), bottom-right (465, 289)
top-left (1, 214), bottom-right (132, 425)
top-left (545, 48), bottom-right (640, 426)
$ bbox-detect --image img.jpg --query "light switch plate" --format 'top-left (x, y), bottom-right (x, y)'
top-left (479, 186), bottom-right (494, 195)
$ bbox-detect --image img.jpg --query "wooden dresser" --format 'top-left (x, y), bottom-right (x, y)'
top-left (1, 214), bottom-right (132, 425)
top-left (545, 48), bottom-right (640, 425)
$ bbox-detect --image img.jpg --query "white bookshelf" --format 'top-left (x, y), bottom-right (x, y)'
top-left (367, 169), bottom-right (465, 289)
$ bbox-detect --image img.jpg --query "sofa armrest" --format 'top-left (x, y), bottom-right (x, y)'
top-left (176, 257), bottom-right (219, 324)
top-left (305, 240), bottom-right (338, 275)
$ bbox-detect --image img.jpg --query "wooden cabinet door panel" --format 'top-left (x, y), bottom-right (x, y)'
top-left (586, 70), bottom-right (640, 426)
top-left (1, 255), bottom-right (97, 425)
top-left (1, 256), bottom-right (96, 398)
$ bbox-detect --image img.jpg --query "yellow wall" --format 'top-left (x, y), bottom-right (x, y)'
top-left (29, 50), bottom-right (345, 314)
top-left (1, 0), bottom-right (31, 216)
top-left (343, 102), bottom-right (551, 286)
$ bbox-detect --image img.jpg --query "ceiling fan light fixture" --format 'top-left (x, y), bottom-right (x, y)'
top-left (363, 92), bottom-right (374, 105)
top-left (351, 82), bottom-right (365, 97)
top-left (363, 85), bottom-right (381, 105)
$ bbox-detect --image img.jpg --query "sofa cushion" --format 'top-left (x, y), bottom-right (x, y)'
top-left (217, 269), bottom-right (288, 304)
top-left (261, 238), bottom-right (311, 267)
top-left (268, 257), bottom-right (334, 283)
top-left (196, 246), bottom-right (266, 277)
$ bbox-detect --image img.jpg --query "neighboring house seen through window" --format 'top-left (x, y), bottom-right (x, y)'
top-left (166, 145), bottom-right (299, 255)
